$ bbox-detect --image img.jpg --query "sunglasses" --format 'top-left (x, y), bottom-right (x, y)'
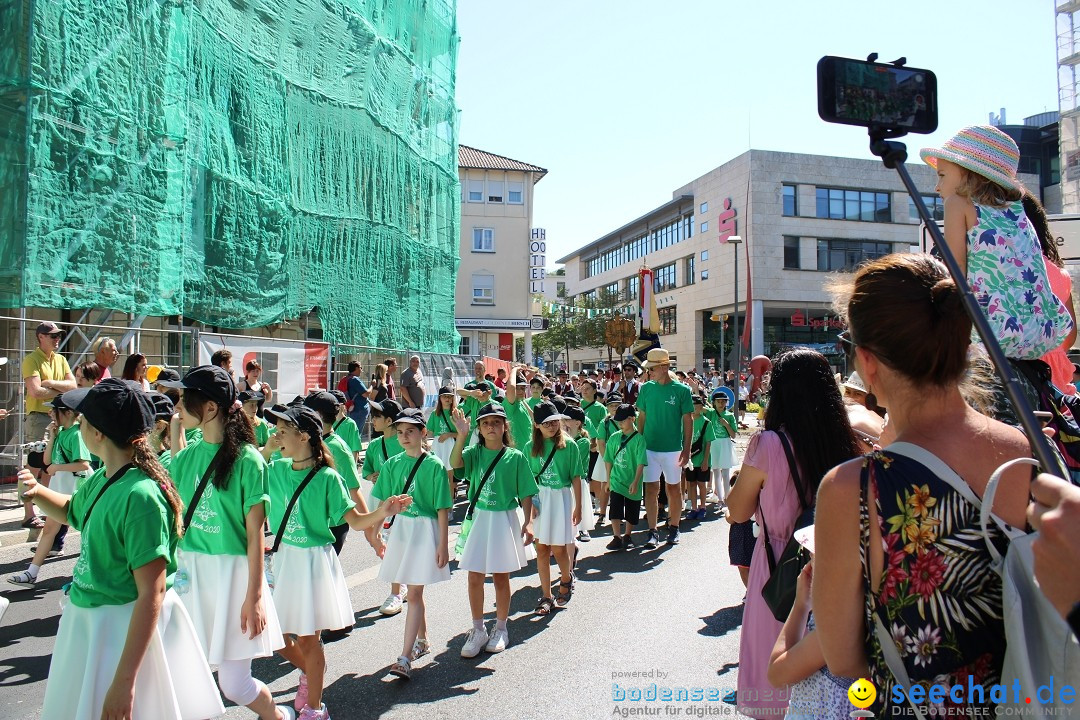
top-left (838, 331), bottom-right (856, 357)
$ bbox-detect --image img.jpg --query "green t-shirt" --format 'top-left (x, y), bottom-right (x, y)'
top-left (332, 416), bottom-right (362, 453)
top-left (689, 414), bottom-right (713, 468)
top-left (526, 396), bottom-right (544, 411)
top-left (460, 444), bottom-right (538, 512)
top-left (324, 432), bottom-right (360, 491)
top-left (67, 465), bottom-right (178, 608)
top-left (362, 433), bottom-right (403, 480)
top-left (501, 397), bottom-right (534, 452)
top-left (371, 452), bottom-right (453, 520)
top-left (705, 408), bottom-right (737, 439)
top-left (604, 431), bottom-right (647, 501)
top-left (581, 399), bottom-right (607, 433)
top-left (170, 440), bottom-right (270, 556)
top-left (267, 460), bottom-right (354, 548)
top-left (158, 448), bottom-right (172, 469)
top-left (426, 409), bottom-right (456, 438)
top-left (523, 437), bottom-right (579, 490)
top-left (462, 380), bottom-right (497, 425)
top-left (53, 422), bottom-right (90, 469)
top-left (594, 415), bottom-right (618, 443)
top-left (253, 417), bottom-right (274, 447)
top-left (573, 435), bottom-right (591, 478)
top-left (636, 380), bottom-right (694, 452)
top-left (185, 427), bottom-right (203, 445)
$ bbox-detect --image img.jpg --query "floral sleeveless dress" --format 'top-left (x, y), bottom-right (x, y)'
top-left (859, 447), bottom-right (1010, 716)
top-left (966, 200), bottom-right (1072, 360)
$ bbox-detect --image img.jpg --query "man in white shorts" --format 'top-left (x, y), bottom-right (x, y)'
top-left (635, 348), bottom-right (693, 547)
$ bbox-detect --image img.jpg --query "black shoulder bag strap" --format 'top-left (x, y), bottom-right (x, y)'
top-left (466, 448), bottom-right (507, 520)
top-left (386, 453), bottom-right (426, 529)
top-left (690, 419), bottom-right (711, 457)
top-left (613, 431), bottom-right (636, 461)
top-left (333, 417), bottom-right (345, 433)
top-left (381, 438), bottom-right (389, 462)
top-left (533, 443), bottom-right (559, 484)
top-left (269, 465), bottom-right (322, 554)
top-left (182, 449), bottom-right (223, 532)
top-left (759, 431), bottom-right (805, 574)
top-left (82, 462), bottom-right (135, 529)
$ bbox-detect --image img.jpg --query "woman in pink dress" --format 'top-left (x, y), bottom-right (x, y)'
top-left (726, 347), bottom-right (859, 719)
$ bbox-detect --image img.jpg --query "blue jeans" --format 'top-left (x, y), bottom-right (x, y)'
top-left (349, 406), bottom-right (370, 442)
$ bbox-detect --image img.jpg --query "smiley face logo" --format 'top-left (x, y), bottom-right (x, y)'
top-left (848, 678), bottom-right (877, 709)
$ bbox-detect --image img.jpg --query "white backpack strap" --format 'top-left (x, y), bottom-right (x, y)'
top-left (884, 443), bottom-right (983, 508)
top-left (980, 457), bottom-right (1035, 564)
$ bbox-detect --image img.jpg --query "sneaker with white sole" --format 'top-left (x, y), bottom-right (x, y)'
top-left (460, 626), bottom-right (489, 658)
top-left (379, 594), bottom-right (404, 615)
top-left (298, 704), bottom-right (329, 720)
top-left (277, 706), bottom-right (297, 720)
top-left (7, 570), bottom-right (37, 590)
top-left (485, 628), bottom-right (509, 653)
top-left (577, 530), bottom-right (591, 542)
top-left (294, 673), bottom-right (308, 712)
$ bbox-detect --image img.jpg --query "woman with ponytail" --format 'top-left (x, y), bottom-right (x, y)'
top-left (264, 404), bottom-right (411, 719)
top-left (159, 365), bottom-right (290, 719)
top-left (20, 378), bottom-right (223, 720)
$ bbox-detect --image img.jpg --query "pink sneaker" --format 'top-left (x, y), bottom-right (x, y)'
top-left (298, 704), bottom-right (330, 720)
top-left (294, 673), bottom-right (308, 712)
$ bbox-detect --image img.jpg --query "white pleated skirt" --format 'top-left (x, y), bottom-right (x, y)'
top-left (711, 437), bottom-right (735, 469)
top-left (534, 485), bottom-right (575, 546)
top-left (270, 544), bottom-right (354, 636)
top-left (177, 549), bottom-right (284, 664)
top-left (577, 476), bottom-right (596, 532)
top-left (590, 456), bottom-right (609, 483)
top-left (50, 470), bottom-right (82, 496)
top-left (431, 436), bottom-right (455, 469)
top-left (459, 509), bottom-right (534, 574)
top-left (378, 514), bottom-right (451, 586)
top-left (42, 589), bottom-right (225, 720)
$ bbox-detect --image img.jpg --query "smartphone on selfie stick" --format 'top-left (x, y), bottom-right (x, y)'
top-left (817, 54), bottom-right (1065, 478)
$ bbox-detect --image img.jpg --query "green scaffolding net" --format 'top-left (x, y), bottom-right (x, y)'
top-left (0, 0), bottom-right (460, 351)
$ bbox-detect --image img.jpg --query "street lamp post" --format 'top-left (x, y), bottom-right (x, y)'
top-left (729, 235), bottom-right (743, 423)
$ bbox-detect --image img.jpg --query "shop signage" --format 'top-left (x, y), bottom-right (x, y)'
top-left (790, 310), bottom-right (845, 329)
top-left (455, 318), bottom-right (533, 329)
top-left (718, 198), bottom-right (738, 242)
top-left (530, 228), bottom-right (546, 293)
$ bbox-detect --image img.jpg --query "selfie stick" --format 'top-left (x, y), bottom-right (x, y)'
top-left (868, 126), bottom-right (1066, 478)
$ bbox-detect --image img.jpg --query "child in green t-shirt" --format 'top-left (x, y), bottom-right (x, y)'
top-left (603, 404), bottom-right (648, 551)
top-left (592, 393), bottom-right (623, 526)
top-left (427, 387), bottom-right (459, 497)
top-left (684, 396), bottom-right (713, 520)
top-left (707, 391), bottom-right (738, 509)
top-left (562, 405), bottom-right (595, 546)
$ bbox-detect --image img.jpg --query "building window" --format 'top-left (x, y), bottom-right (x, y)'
top-left (654, 263), bottom-right (677, 293)
top-left (472, 228), bottom-right (494, 252)
top-left (658, 306), bottom-right (677, 335)
top-left (701, 269), bottom-right (709, 281)
top-left (467, 180), bottom-right (483, 203)
top-left (815, 187), bottom-right (891, 222)
top-left (603, 281), bottom-right (620, 299)
top-left (459, 335), bottom-right (471, 354)
top-left (556, 281), bottom-right (566, 298)
top-left (701, 249), bottom-right (709, 261)
top-left (784, 236), bottom-right (801, 269)
top-left (816, 239), bottom-right (893, 271)
top-left (626, 275), bottom-right (639, 299)
top-left (487, 180), bottom-right (504, 203)
top-left (684, 255), bottom-right (695, 286)
top-left (584, 213), bottom-right (693, 278)
top-left (783, 184), bottom-right (797, 216)
top-left (700, 202), bottom-right (709, 214)
top-left (908, 194), bottom-right (945, 222)
top-left (472, 273), bottom-right (495, 304)
top-left (508, 181), bottom-right (524, 204)
top-left (700, 221), bottom-right (709, 233)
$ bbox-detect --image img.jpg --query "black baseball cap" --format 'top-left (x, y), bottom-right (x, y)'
top-left (154, 368), bottom-right (181, 384)
top-left (475, 402), bottom-right (507, 421)
top-left (605, 392), bottom-right (623, 406)
top-left (564, 406), bottom-right (586, 423)
top-left (329, 389), bottom-right (347, 405)
top-left (530, 377), bottom-right (545, 387)
top-left (369, 398), bottom-right (402, 420)
top-left (45, 393), bottom-right (73, 411)
top-left (35, 321), bottom-right (62, 336)
top-left (288, 395), bottom-right (305, 407)
top-left (534, 401), bottom-right (570, 425)
top-left (62, 378), bottom-right (154, 446)
top-left (438, 386), bottom-right (455, 396)
top-left (393, 408), bottom-right (425, 427)
top-left (692, 395), bottom-right (705, 406)
top-left (146, 391), bottom-right (175, 421)
top-left (157, 365), bottom-right (236, 408)
top-left (304, 391), bottom-right (340, 418)
top-left (237, 389), bottom-right (263, 405)
top-left (264, 405), bottom-right (323, 437)
top-left (613, 404), bottom-right (637, 422)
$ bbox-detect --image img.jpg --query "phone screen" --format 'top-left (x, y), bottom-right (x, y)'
top-left (817, 56), bottom-right (937, 134)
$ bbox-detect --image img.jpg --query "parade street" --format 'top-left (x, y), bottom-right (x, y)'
top-left (0, 440), bottom-right (753, 720)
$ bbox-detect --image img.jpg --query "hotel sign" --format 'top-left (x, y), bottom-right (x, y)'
top-left (530, 228), bottom-right (546, 293)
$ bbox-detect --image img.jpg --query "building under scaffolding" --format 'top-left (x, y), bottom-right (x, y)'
top-left (1058, 0), bottom-right (1080, 213)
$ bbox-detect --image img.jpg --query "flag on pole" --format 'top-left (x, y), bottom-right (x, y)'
top-left (639, 266), bottom-right (659, 335)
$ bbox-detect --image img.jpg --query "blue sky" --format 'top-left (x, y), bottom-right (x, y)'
top-left (455, 0), bottom-right (1060, 264)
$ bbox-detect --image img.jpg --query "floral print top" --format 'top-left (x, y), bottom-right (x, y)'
top-left (966, 200), bottom-right (1072, 360)
top-left (859, 449), bottom-right (1009, 716)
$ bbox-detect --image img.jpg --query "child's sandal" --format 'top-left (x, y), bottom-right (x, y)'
top-left (389, 655), bottom-right (412, 680)
top-left (535, 596), bottom-right (555, 616)
top-left (555, 580), bottom-right (573, 606)
top-left (411, 638), bottom-right (430, 659)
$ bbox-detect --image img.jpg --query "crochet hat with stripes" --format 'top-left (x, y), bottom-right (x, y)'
top-left (919, 125), bottom-right (1021, 192)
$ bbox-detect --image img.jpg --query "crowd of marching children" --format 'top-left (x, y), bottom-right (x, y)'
top-left (10, 126), bottom-right (1080, 720)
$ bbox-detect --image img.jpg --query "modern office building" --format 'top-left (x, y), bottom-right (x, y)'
top-left (557, 149), bottom-right (1037, 373)
top-left (991, 109), bottom-right (1062, 212)
top-left (456, 145), bottom-right (548, 361)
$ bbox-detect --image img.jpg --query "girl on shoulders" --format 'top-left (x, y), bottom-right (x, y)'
top-left (373, 409), bottom-right (453, 680)
top-left (450, 403), bottom-right (537, 657)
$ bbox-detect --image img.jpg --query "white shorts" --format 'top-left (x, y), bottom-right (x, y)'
top-left (644, 450), bottom-right (683, 485)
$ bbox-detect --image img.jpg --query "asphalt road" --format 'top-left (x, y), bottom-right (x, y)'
top-left (0, 450), bottom-right (754, 720)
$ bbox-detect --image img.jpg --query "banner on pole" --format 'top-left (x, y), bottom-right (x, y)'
top-left (198, 334), bottom-right (330, 401)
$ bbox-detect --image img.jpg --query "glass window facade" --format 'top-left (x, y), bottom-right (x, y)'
top-left (472, 227), bottom-right (494, 252)
top-left (816, 239), bottom-right (893, 271)
top-left (654, 263), bottom-right (677, 293)
top-left (584, 214), bottom-right (693, 278)
top-left (908, 194), bottom-right (944, 222)
top-left (626, 275), bottom-right (639, 299)
top-left (700, 202), bottom-right (708, 214)
top-left (604, 281), bottom-right (620, 297)
top-left (472, 273), bottom-right (494, 304)
top-left (658, 306), bottom-right (677, 335)
top-left (459, 335), bottom-right (471, 354)
top-left (784, 236), bottom-right (800, 269)
top-left (467, 180), bottom-right (483, 202)
top-left (508, 181), bottom-right (524, 204)
top-left (487, 180), bottom-right (504, 203)
top-left (815, 187), bottom-right (891, 222)
top-left (684, 255), bottom-right (695, 285)
top-left (783, 184), bottom-right (797, 216)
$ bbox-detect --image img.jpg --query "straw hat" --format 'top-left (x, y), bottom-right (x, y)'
top-left (641, 348), bottom-right (671, 369)
top-left (919, 125), bottom-right (1021, 192)
top-left (842, 371), bottom-right (868, 394)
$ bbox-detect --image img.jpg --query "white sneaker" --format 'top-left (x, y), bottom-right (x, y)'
top-left (379, 594), bottom-right (403, 615)
top-left (485, 627), bottom-right (509, 653)
top-left (460, 626), bottom-right (489, 658)
top-left (705, 492), bottom-right (719, 504)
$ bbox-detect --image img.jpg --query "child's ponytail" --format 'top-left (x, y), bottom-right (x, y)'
top-left (131, 435), bottom-right (185, 537)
